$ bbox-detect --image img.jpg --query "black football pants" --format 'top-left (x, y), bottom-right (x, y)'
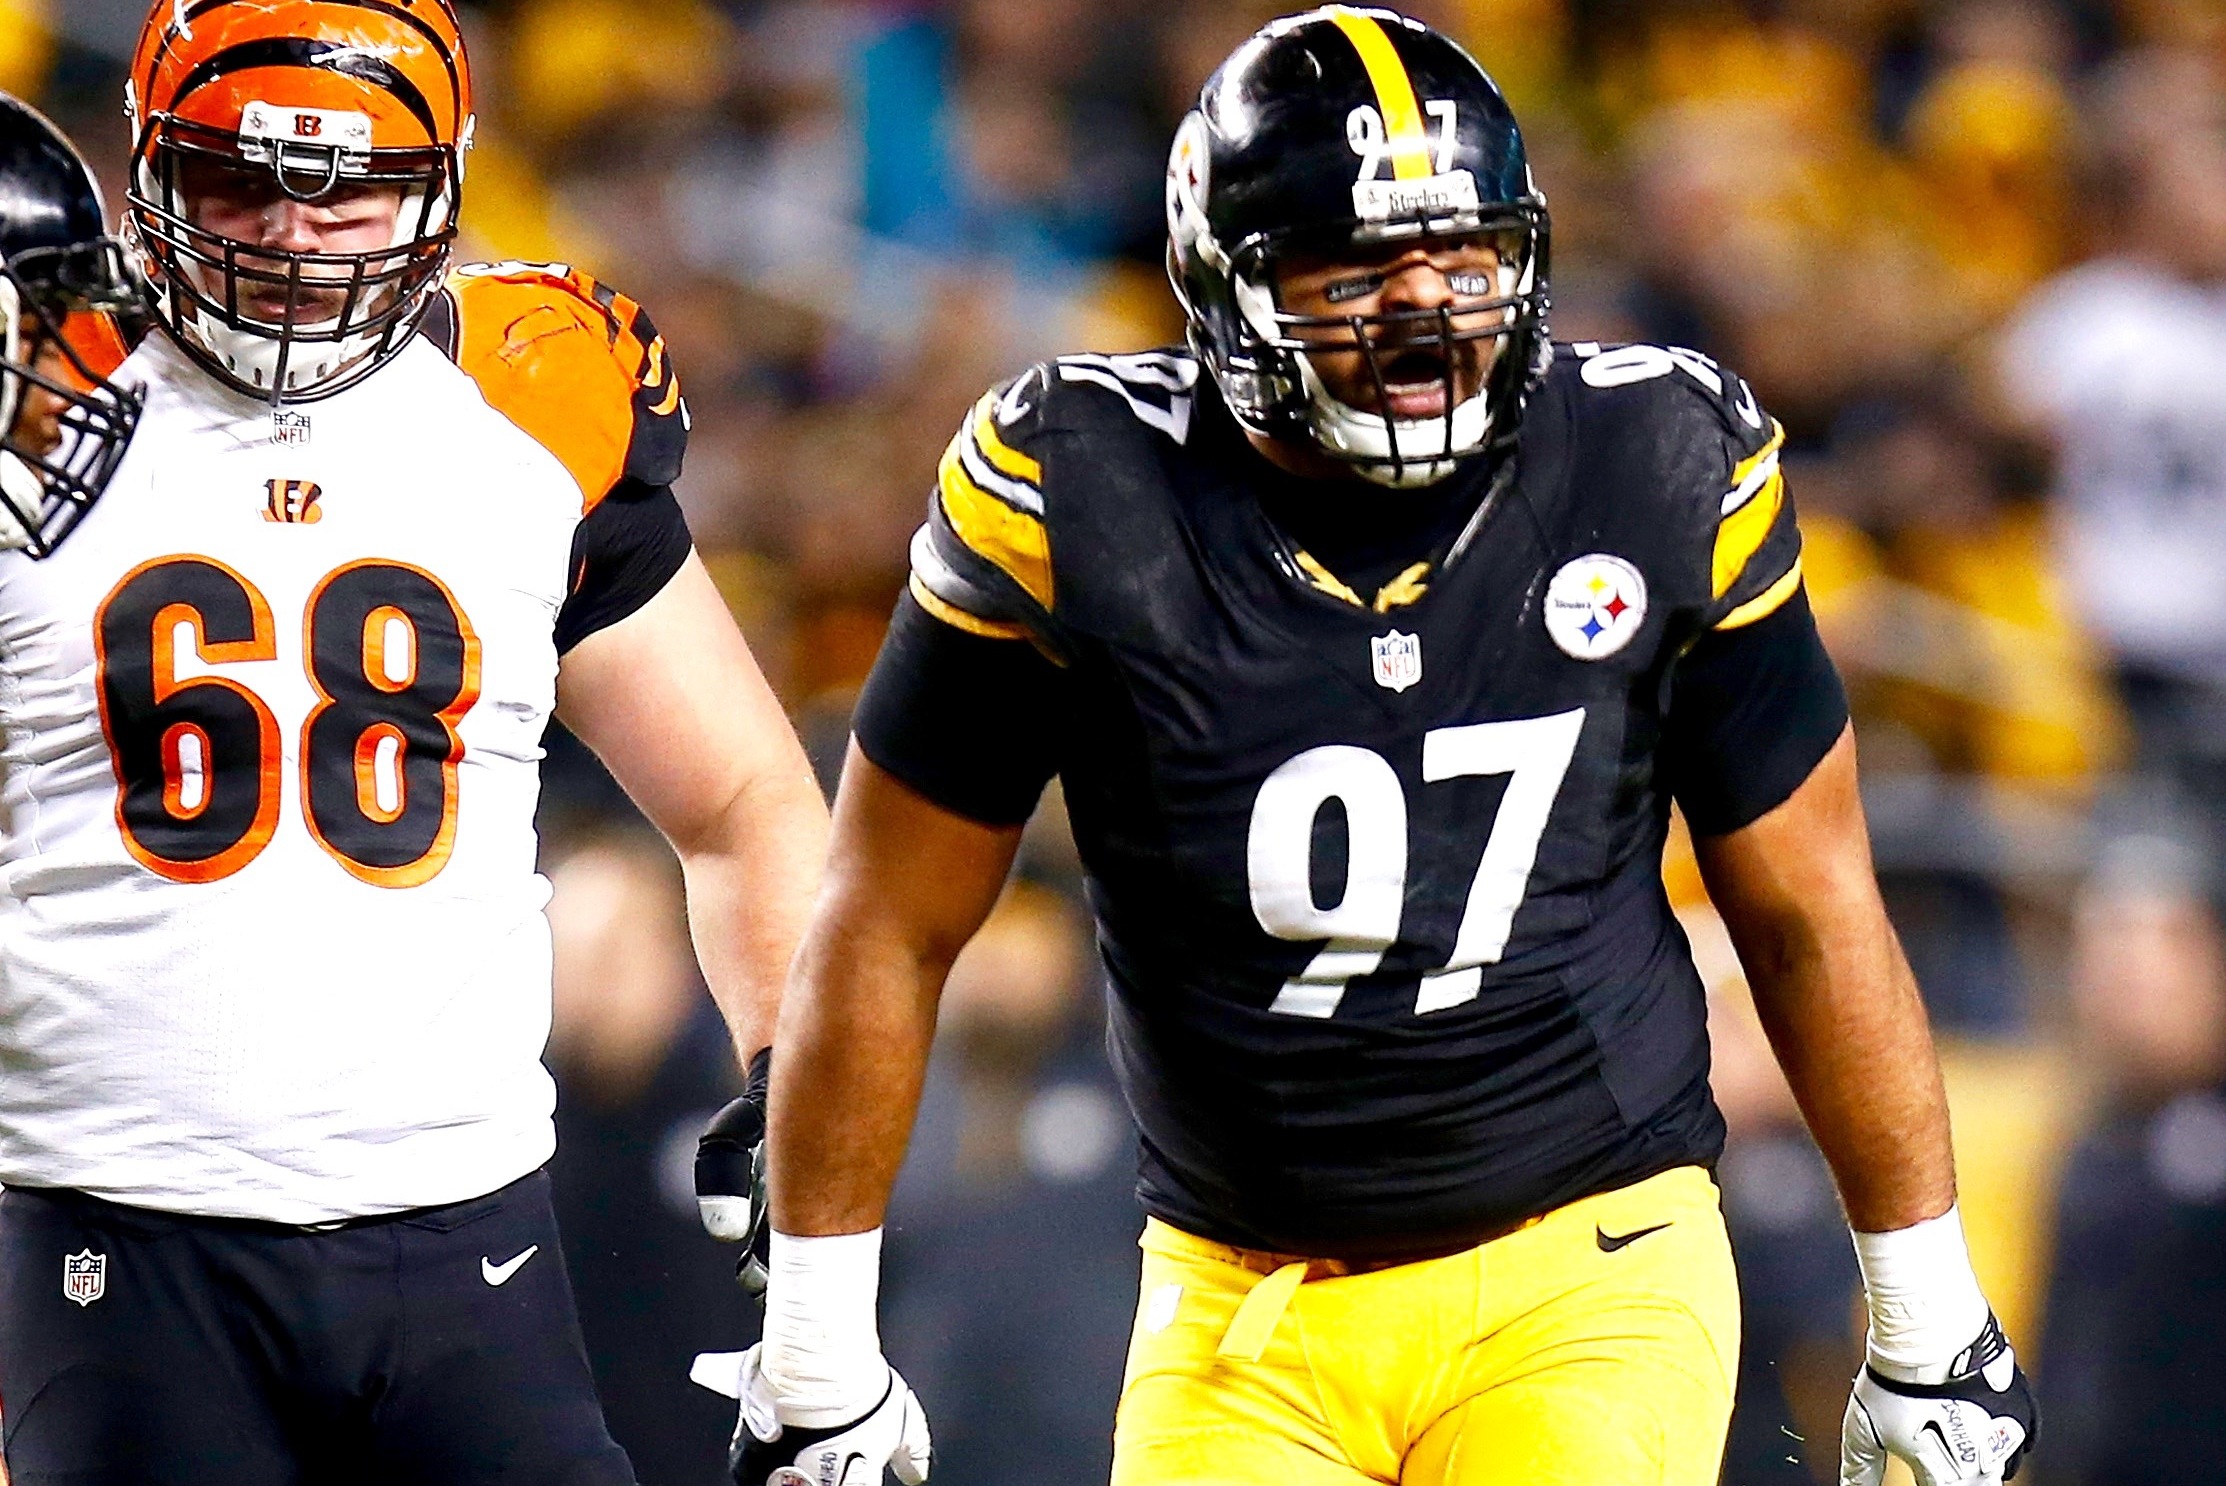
top-left (0, 1169), bottom-right (636, 1485)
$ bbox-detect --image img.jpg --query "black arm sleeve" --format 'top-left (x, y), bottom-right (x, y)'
top-left (1661, 586), bottom-right (1850, 836)
top-left (554, 479), bottom-right (694, 654)
top-left (851, 592), bottom-right (1066, 827)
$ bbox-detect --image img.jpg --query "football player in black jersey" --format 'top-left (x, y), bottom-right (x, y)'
top-left (708, 9), bottom-right (2037, 1486)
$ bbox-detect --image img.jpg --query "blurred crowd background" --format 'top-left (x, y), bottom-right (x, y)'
top-left (21, 0), bottom-right (2226, 1480)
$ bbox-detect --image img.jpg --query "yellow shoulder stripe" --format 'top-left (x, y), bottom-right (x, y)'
top-left (1712, 465), bottom-right (1786, 598)
top-left (1729, 419), bottom-right (1787, 498)
top-left (971, 393), bottom-right (1042, 486)
top-left (1714, 557), bottom-right (1803, 630)
top-left (909, 573), bottom-right (1032, 640)
top-left (938, 432), bottom-right (1054, 609)
top-left (1327, 8), bottom-right (1434, 181)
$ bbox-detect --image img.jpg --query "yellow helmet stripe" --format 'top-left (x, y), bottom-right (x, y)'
top-left (1326, 8), bottom-right (1434, 181)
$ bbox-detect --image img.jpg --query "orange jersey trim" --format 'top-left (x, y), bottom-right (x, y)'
top-left (59, 312), bottom-right (132, 387)
top-left (441, 264), bottom-right (666, 514)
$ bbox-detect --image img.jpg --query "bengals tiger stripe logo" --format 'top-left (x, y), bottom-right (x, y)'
top-left (263, 479), bottom-right (323, 524)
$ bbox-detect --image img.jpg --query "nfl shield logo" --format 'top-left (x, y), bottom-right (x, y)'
top-left (1370, 630), bottom-right (1422, 693)
top-left (62, 1249), bottom-right (105, 1307)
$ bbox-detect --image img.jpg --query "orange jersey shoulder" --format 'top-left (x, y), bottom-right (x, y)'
top-left (60, 311), bottom-right (135, 386)
top-left (429, 262), bottom-right (687, 512)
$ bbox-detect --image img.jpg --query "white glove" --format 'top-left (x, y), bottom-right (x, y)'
top-left (1841, 1312), bottom-right (2036, 1486)
top-left (1841, 1206), bottom-right (2037, 1486)
top-left (692, 1227), bottom-right (928, 1486)
top-left (695, 1344), bottom-right (931, 1486)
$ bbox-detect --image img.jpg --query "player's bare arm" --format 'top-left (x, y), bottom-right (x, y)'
top-left (1698, 731), bottom-right (2036, 1484)
top-left (1697, 726), bottom-right (1954, 1232)
top-left (768, 744), bottom-right (1019, 1235)
top-left (557, 552), bottom-right (829, 1065)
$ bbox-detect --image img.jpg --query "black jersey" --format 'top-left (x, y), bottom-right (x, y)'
top-left (856, 344), bottom-right (1844, 1261)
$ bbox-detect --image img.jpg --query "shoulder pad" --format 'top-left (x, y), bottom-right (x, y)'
top-left (1036, 350), bottom-right (1201, 445)
top-left (1560, 341), bottom-right (1802, 629)
top-left (912, 367), bottom-right (1057, 641)
top-left (911, 351), bottom-right (1202, 647)
top-left (430, 261), bottom-right (688, 511)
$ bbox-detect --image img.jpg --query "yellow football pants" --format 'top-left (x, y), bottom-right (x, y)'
top-left (1113, 1165), bottom-right (1740, 1486)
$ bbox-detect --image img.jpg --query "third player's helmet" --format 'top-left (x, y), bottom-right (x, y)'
top-left (124, 0), bottom-right (473, 401)
top-left (1167, 6), bottom-right (1550, 486)
top-left (0, 95), bottom-right (143, 557)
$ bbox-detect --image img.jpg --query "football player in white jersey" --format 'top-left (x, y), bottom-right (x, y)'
top-left (0, 5), bottom-right (828, 1484)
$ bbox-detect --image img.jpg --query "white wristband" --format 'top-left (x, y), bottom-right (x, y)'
top-left (1851, 1204), bottom-right (1990, 1384)
top-left (761, 1228), bottom-right (889, 1426)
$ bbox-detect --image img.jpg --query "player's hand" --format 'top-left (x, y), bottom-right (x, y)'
top-left (1840, 1313), bottom-right (2037, 1486)
top-left (695, 1047), bottom-right (772, 1294)
top-left (696, 1344), bottom-right (931, 1486)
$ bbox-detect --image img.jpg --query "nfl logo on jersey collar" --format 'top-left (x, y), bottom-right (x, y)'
top-left (1545, 554), bottom-right (1647, 661)
top-left (1371, 630), bottom-right (1422, 692)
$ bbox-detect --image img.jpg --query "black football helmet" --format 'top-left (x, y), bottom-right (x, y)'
top-left (0, 95), bottom-right (143, 557)
top-left (1167, 6), bottom-right (1550, 487)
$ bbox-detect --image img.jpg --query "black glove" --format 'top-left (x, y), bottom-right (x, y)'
top-left (695, 1045), bottom-right (771, 1295)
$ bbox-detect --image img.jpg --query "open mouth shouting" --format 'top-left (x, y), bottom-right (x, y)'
top-left (1375, 344), bottom-right (1457, 419)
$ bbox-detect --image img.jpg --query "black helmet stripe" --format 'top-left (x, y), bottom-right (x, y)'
top-left (147, 1), bottom-right (464, 127)
top-left (170, 37), bottom-right (441, 143)
top-left (1325, 8), bottom-right (1434, 182)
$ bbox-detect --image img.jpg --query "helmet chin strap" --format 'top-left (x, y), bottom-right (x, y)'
top-left (1295, 354), bottom-right (1493, 488)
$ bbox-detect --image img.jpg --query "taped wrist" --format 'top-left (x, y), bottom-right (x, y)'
top-left (761, 1228), bottom-right (888, 1426)
top-left (1852, 1204), bottom-right (1990, 1384)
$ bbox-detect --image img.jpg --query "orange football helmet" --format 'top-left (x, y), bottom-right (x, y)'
top-left (124, 0), bottom-right (474, 401)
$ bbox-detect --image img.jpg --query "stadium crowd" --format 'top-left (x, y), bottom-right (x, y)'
top-left (20, 0), bottom-right (2226, 1480)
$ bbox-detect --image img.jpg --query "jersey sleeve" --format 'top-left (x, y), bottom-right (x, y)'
top-left (852, 589), bottom-right (1067, 826)
top-left (1662, 583), bottom-right (1849, 835)
top-left (431, 262), bottom-right (689, 513)
top-left (1698, 373), bottom-right (1803, 632)
top-left (908, 367), bottom-right (1060, 644)
top-left (553, 478), bottom-right (694, 653)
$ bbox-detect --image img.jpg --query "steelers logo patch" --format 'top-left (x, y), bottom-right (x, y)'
top-left (1544, 554), bottom-right (1648, 660)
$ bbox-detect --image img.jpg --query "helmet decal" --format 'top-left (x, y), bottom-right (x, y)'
top-left (1325, 8), bottom-right (1435, 183)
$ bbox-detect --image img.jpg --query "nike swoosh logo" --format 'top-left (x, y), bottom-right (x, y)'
top-left (481, 1245), bottom-right (539, 1287)
top-left (1595, 1222), bottom-right (1672, 1253)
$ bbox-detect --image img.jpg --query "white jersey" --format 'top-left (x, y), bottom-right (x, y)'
top-left (1998, 258), bottom-right (2226, 682)
top-left (0, 264), bottom-right (691, 1222)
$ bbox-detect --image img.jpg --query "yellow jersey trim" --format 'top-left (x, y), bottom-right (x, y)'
top-left (908, 573), bottom-right (1032, 640)
top-left (971, 393), bottom-right (1044, 486)
top-left (937, 435), bottom-right (1054, 609)
top-left (1373, 561), bottom-right (1432, 612)
top-left (1327, 8), bottom-right (1433, 181)
top-left (1728, 420), bottom-right (1786, 496)
top-left (1295, 550), bottom-right (1368, 607)
top-left (1712, 466), bottom-right (1786, 599)
top-left (1714, 558), bottom-right (1803, 631)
